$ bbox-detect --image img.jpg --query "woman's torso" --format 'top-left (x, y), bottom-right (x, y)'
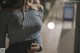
top-left (7, 9), bottom-right (42, 44)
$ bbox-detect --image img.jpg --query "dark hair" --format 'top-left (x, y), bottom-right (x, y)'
top-left (28, 0), bottom-right (32, 2)
top-left (0, 0), bottom-right (6, 7)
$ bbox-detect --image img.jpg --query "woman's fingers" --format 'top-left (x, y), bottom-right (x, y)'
top-left (27, 49), bottom-right (35, 53)
top-left (29, 43), bottom-right (40, 51)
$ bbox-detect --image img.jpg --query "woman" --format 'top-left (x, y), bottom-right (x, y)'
top-left (0, 0), bottom-right (43, 53)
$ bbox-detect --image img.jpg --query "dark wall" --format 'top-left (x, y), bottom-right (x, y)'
top-left (74, 2), bottom-right (80, 53)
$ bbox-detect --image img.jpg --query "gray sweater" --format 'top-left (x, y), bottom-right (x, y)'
top-left (0, 9), bottom-right (43, 48)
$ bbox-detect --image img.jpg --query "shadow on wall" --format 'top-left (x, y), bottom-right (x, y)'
top-left (58, 29), bottom-right (75, 53)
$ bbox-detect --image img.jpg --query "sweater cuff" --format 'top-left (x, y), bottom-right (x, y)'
top-left (0, 48), bottom-right (5, 53)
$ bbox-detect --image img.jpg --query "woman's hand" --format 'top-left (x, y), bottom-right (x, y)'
top-left (27, 1), bottom-right (33, 6)
top-left (27, 43), bottom-right (41, 53)
top-left (26, 0), bottom-right (40, 10)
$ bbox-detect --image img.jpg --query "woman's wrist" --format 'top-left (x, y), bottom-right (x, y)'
top-left (36, 45), bottom-right (42, 52)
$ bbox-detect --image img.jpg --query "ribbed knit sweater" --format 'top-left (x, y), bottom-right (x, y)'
top-left (0, 9), bottom-right (43, 48)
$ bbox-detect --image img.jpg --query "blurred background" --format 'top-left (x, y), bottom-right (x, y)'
top-left (39, 0), bottom-right (77, 53)
top-left (5, 0), bottom-right (80, 53)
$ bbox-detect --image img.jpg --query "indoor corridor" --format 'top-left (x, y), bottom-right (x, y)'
top-left (39, 0), bottom-right (75, 53)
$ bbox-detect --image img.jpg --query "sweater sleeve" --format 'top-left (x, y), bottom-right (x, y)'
top-left (34, 32), bottom-right (43, 52)
top-left (0, 13), bottom-right (7, 48)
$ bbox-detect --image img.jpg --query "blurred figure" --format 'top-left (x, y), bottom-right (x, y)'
top-left (0, 0), bottom-right (44, 53)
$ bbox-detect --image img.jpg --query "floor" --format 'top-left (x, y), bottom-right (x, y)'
top-left (38, 20), bottom-right (75, 53)
top-left (38, 19), bottom-right (63, 53)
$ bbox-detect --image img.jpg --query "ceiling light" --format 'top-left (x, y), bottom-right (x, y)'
top-left (47, 22), bottom-right (55, 29)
